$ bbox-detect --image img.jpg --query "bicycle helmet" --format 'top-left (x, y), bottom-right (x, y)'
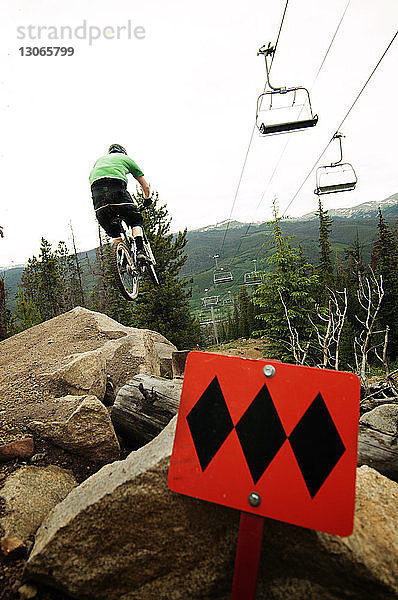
top-left (108, 144), bottom-right (127, 154)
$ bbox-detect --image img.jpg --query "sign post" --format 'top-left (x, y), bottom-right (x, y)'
top-left (168, 352), bottom-right (360, 597)
top-left (231, 511), bottom-right (264, 600)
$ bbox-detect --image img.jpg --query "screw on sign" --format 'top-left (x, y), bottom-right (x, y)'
top-left (168, 351), bottom-right (360, 600)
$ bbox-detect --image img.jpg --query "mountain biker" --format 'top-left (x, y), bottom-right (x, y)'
top-left (89, 144), bottom-right (152, 263)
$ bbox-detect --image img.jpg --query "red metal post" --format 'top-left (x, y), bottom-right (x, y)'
top-left (231, 511), bottom-right (264, 600)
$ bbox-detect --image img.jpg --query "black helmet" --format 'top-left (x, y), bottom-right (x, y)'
top-left (108, 144), bottom-right (127, 154)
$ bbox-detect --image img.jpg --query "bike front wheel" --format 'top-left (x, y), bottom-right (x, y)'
top-left (111, 240), bottom-right (139, 301)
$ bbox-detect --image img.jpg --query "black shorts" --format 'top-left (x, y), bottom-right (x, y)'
top-left (91, 178), bottom-right (143, 237)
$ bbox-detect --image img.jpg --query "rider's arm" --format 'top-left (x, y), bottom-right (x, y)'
top-left (136, 175), bottom-right (150, 200)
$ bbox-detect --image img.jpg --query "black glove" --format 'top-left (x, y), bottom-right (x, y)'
top-left (143, 197), bottom-right (152, 208)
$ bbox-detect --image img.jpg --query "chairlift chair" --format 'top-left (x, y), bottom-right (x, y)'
top-left (199, 314), bottom-right (213, 325)
top-left (244, 272), bottom-right (263, 286)
top-left (256, 44), bottom-right (318, 136)
top-left (244, 259), bottom-right (263, 286)
top-left (214, 268), bottom-right (234, 284)
top-left (315, 133), bottom-right (357, 195)
top-left (202, 295), bottom-right (220, 307)
top-left (212, 254), bottom-right (233, 284)
top-left (223, 292), bottom-right (233, 306)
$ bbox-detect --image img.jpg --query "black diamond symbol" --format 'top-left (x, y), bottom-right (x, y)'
top-left (289, 393), bottom-right (346, 498)
top-left (235, 384), bottom-right (287, 484)
top-left (187, 376), bottom-right (234, 471)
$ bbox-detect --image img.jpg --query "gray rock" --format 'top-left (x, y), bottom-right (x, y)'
top-left (0, 465), bottom-right (76, 543)
top-left (46, 350), bottom-right (107, 400)
top-left (29, 395), bottom-right (120, 463)
top-left (24, 421), bottom-right (398, 600)
top-left (360, 403), bottom-right (398, 435)
top-left (0, 307), bottom-right (177, 432)
top-left (358, 403), bottom-right (398, 479)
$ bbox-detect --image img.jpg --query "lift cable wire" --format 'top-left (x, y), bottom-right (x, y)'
top-left (282, 28), bottom-right (398, 218)
top-left (236, 0), bottom-right (352, 253)
top-left (218, 0), bottom-right (289, 258)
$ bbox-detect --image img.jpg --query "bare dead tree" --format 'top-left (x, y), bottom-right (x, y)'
top-left (69, 221), bottom-right (86, 307)
top-left (97, 224), bottom-right (110, 311)
top-left (278, 290), bottom-right (312, 365)
top-left (310, 288), bottom-right (348, 370)
top-left (354, 270), bottom-right (385, 385)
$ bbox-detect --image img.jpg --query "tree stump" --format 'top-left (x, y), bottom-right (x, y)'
top-left (111, 374), bottom-right (183, 447)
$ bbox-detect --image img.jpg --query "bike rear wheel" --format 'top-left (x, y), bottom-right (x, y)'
top-left (111, 240), bottom-right (139, 301)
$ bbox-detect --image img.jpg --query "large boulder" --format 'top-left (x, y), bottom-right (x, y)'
top-left (28, 395), bottom-right (121, 463)
top-left (0, 307), bottom-right (177, 429)
top-left (358, 403), bottom-right (398, 479)
top-left (24, 420), bottom-right (398, 600)
top-left (0, 466), bottom-right (76, 547)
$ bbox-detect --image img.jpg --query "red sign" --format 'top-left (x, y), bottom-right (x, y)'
top-left (168, 352), bottom-right (360, 536)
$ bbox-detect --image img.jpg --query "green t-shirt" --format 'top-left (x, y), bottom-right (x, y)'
top-left (89, 153), bottom-right (144, 185)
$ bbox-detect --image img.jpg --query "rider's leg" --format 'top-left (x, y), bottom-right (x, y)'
top-left (132, 226), bottom-right (145, 255)
top-left (120, 205), bottom-right (148, 261)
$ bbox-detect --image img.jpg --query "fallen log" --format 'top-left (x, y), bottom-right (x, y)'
top-left (111, 374), bottom-right (183, 447)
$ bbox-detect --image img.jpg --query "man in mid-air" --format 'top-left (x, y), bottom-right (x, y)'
top-left (90, 144), bottom-right (151, 263)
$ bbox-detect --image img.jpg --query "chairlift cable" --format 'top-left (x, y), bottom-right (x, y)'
top-left (235, 1), bottom-right (352, 256)
top-left (282, 28), bottom-right (398, 218)
top-left (312, 0), bottom-right (351, 83)
top-left (218, 0), bottom-right (290, 257)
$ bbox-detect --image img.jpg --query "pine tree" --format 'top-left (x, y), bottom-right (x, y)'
top-left (316, 197), bottom-right (334, 286)
top-left (19, 256), bottom-right (42, 323)
top-left (15, 285), bottom-right (42, 330)
top-left (238, 286), bottom-right (256, 338)
top-left (88, 226), bottom-right (111, 313)
top-left (0, 278), bottom-right (7, 340)
top-left (370, 208), bottom-right (398, 360)
top-left (253, 208), bottom-right (319, 361)
top-left (36, 238), bottom-right (64, 320)
top-left (131, 194), bottom-right (202, 349)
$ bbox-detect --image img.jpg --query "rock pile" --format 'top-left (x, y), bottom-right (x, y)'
top-left (0, 308), bottom-right (396, 599)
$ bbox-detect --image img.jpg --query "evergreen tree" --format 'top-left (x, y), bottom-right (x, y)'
top-left (335, 233), bottom-right (365, 368)
top-left (131, 194), bottom-right (202, 349)
top-left (15, 284), bottom-right (42, 330)
top-left (34, 238), bottom-right (64, 319)
top-left (370, 208), bottom-right (398, 360)
top-left (238, 286), bottom-right (256, 338)
top-left (19, 256), bottom-right (41, 321)
top-left (88, 226), bottom-right (111, 313)
top-left (253, 208), bottom-right (319, 361)
top-left (316, 197), bottom-right (334, 286)
top-left (0, 278), bottom-right (7, 340)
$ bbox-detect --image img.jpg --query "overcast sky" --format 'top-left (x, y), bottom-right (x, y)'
top-left (1, 0), bottom-right (397, 267)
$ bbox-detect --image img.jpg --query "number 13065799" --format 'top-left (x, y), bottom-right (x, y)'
top-left (19, 47), bottom-right (75, 56)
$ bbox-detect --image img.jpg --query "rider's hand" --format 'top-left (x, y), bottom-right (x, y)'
top-left (143, 197), bottom-right (152, 208)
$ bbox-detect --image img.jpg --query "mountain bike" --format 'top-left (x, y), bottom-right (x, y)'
top-left (110, 216), bottom-right (159, 301)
